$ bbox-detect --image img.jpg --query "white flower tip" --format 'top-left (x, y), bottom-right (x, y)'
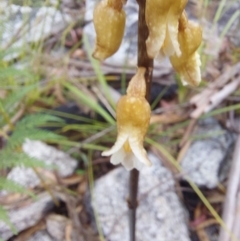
top-left (136, 150), bottom-right (152, 167)
top-left (181, 78), bottom-right (188, 86)
top-left (102, 133), bottom-right (128, 157)
top-left (101, 150), bottom-right (111, 156)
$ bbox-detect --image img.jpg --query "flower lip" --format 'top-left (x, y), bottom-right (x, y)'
top-left (102, 135), bottom-right (152, 171)
top-left (110, 147), bottom-right (144, 171)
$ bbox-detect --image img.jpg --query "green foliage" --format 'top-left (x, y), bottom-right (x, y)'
top-left (0, 178), bottom-right (34, 197)
top-left (0, 85), bottom-right (36, 115)
top-left (0, 151), bottom-right (50, 169)
top-left (64, 82), bottom-right (115, 124)
top-left (0, 113), bottom-right (66, 231)
top-left (7, 114), bottom-right (66, 149)
top-left (0, 206), bottom-right (17, 236)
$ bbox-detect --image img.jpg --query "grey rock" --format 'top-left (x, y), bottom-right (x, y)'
top-left (1, 139), bottom-right (77, 194)
top-left (22, 139), bottom-right (78, 178)
top-left (181, 118), bottom-right (234, 188)
top-left (46, 214), bottom-right (70, 241)
top-left (0, 193), bottom-right (54, 240)
top-left (26, 230), bottom-right (58, 241)
top-left (0, 1), bottom-right (72, 60)
top-left (92, 153), bottom-right (190, 241)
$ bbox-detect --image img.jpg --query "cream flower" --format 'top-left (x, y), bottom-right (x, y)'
top-left (145, 0), bottom-right (187, 59)
top-left (102, 68), bottom-right (152, 171)
top-left (170, 12), bottom-right (202, 86)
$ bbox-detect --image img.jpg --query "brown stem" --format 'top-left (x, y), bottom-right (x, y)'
top-left (137, 0), bottom-right (153, 101)
top-left (128, 0), bottom-right (153, 241)
top-left (128, 169), bottom-right (139, 241)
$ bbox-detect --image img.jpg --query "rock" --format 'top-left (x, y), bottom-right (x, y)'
top-left (0, 193), bottom-right (54, 240)
top-left (46, 214), bottom-right (70, 241)
top-left (26, 230), bottom-right (58, 241)
top-left (91, 152), bottom-right (190, 241)
top-left (181, 118), bottom-right (234, 188)
top-left (1, 140), bottom-right (78, 194)
top-left (22, 139), bottom-right (78, 178)
top-left (0, 1), bottom-right (72, 60)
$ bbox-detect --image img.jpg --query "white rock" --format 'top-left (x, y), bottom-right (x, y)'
top-left (92, 152), bottom-right (190, 241)
top-left (46, 214), bottom-right (70, 241)
top-left (0, 193), bottom-right (54, 240)
top-left (27, 230), bottom-right (58, 241)
top-left (181, 118), bottom-right (233, 188)
top-left (0, 2), bottom-right (72, 60)
top-left (1, 139), bottom-right (77, 193)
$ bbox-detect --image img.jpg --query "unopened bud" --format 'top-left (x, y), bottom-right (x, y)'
top-left (92, 0), bottom-right (126, 61)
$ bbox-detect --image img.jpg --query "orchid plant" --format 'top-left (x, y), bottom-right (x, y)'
top-left (91, 0), bottom-right (202, 240)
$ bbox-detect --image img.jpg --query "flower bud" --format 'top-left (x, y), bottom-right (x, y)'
top-left (92, 0), bottom-right (126, 61)
top-left (145, 0), bottom-right (187, 59)
top-left (118, 68), bottom-right (150, 134)
top-left (170, 12), bottom-right (202, 86)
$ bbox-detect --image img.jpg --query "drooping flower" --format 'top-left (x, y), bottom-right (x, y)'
top-left (170, 11), bottom-right (202, 86)
top-left (102, 68), bottom-right (152, 171)
top-left (92, 0), bottom-right (126, 61)
top-left (145, 0), bottom-right (187, 59)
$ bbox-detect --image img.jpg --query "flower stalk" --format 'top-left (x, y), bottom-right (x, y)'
top-left (128, 1), bottom-right (153, 240)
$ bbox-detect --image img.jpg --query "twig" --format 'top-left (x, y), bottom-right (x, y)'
top-left (232, 192), bottom-right (240, 241)
top-left (218, 130), bottom-right (240, 241)
top-left (205, 76), bottom-right (240, 112)
top-left (179, 119), bottom-right (197, 148)
top-left (127, 1), bottom-right (153, 241)
top-left (190, 63), bottom-right (240, 119)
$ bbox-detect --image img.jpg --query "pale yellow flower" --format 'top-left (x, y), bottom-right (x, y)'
top-left (102, 68), bottom-right (152, 171)
top-left (145, 0), bottom-right (187, 59)
top-left (170, 12), bottom-right (202, 86)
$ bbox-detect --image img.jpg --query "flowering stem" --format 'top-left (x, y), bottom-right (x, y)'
top-left (128, 0), bottom-right (153, 241)
top-left (129, 169), bottom-right (139, 241)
